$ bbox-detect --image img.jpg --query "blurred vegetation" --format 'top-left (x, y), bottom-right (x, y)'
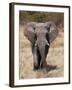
top-left (19, 11), bottom-right (64, 27)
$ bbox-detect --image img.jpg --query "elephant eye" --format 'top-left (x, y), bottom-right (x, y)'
top-left (33, 27), bottom-right (36, 30)
top-left (45, 26), bottom-right (50, 32)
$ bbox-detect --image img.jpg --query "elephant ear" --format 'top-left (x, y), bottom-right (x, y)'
top-left (45, 21), bottom-right (58, 43)
top-left (24, 22), bottom-right (36, 44)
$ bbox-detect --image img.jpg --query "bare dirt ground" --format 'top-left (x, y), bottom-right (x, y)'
top-left (19, 25), bottom-right (64, 79)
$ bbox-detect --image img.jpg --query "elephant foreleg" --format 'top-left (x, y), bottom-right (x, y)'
top-left (33, 46), bottom-right (39, 70)
top-left (43, 46), bottom-right (50, 68)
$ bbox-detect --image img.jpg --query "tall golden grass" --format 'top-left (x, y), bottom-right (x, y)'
top-left (19, 25), bottom-right (64, 79)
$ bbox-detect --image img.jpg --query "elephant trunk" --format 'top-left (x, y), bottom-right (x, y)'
top-left (38, 45), bottom-right (46, 68)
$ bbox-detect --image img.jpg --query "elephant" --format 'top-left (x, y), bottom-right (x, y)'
top-left (24, 21), bottom-right (58, 70)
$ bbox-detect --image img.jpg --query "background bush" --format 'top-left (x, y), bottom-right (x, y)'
top-left (19, 11), bottom-right (64, 27)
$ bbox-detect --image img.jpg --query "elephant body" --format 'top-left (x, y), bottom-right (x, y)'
top-left (24, 22), bottom-right (58, 70)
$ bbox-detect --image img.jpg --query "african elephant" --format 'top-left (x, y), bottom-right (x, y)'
top-left (24, 21), bottom-right (58, 70)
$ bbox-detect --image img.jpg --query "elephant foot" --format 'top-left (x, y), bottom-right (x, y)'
top-left (41, 62), bottom-right (47, 69)
top-left (33, 62), bottom-right (39, 70)
top-left (33, 65), bottom-right (39, 70)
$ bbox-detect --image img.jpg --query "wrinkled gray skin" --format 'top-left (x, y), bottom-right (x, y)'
top-left (24, 21), bottom-right (58, 70)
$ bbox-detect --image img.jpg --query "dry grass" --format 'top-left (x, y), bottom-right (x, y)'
top-left (19, 25), bottom-right (64, 79)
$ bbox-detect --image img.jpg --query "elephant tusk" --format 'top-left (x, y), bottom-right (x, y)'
top-left (35, 40), bottom-right (38, 47)
top-left (45, 39), bottom-right (50, 46)
top-left (46, 42), bottom-right (50, 46)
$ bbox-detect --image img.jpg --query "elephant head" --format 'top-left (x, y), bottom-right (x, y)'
top-left (24, 21), bottom-right (58, 70)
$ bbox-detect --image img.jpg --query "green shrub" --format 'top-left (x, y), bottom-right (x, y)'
top-left (19, 11), bottom-right (64, 26)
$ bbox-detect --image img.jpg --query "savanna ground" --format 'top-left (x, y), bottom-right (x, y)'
top-left (19, 25), bottom-right (64, 79)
